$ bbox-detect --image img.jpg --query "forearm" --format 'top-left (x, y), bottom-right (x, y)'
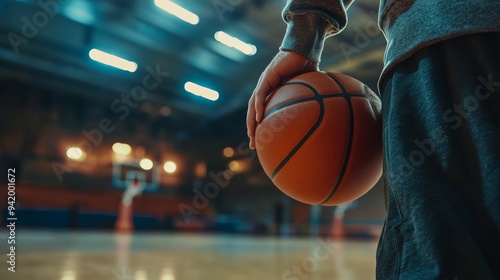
top-left (280, 0), bottom-right (355, 63)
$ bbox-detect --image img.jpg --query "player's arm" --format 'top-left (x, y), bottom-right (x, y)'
top-left (280, 0), bottom-right (354, 63)
top-left (247, 0), bottom-right (355, 149)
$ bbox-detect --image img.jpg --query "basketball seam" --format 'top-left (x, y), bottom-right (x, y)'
top-left (264, 96), bottom-right (316, 119)
top-left (320, 73), bottom-right (355, 205)
top-left (322, 93), bottom-right (366, 98)
top-left (270, 82), bottom-right (325, 180)
top-left (263, 92), bottom-right (367, 119)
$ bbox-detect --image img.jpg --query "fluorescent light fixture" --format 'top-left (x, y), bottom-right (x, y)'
top-left (89, 49), bottom-right (138, 72)
top-left (214, 31), bottom-right (257, 56)
top-left (154, 0), bottom-right (199, 25)
top-left (184, 82), bottom-right (219, 101)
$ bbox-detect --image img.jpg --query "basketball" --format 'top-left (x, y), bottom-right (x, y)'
top-left (255, 71), bottom-right (383, 206)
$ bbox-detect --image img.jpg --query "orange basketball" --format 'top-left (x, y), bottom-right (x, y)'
top-left (255, 71), bottom-right (382, 206)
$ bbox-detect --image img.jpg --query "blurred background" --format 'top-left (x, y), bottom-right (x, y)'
top-left (0, 0), bottom-right (386, 279)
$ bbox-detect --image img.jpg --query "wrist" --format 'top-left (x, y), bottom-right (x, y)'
top-left (279, 13), bottom-right (337, 63)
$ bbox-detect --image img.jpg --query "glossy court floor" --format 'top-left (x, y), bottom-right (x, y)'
top-left (0, 231), bottom-right (377, 280)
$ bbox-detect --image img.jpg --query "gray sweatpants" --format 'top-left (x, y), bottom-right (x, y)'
top-left (377, 32), bottom-right (500, 279)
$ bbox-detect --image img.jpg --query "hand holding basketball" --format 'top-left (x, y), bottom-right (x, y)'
top-left (247, 51), bottom-right (318, 149)
top-left (255, 72), bottom-right (382, 205)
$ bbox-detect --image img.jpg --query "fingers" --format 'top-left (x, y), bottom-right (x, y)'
top-left (248, 68), bottom-right (280, 150)
top-left (246, 51), bottom-right (318, 149)
top-left (246, 95), bottom-right (256, 149)
top-left (247, 95), bottom-right (256, 137)
top-left (247, 57), bottom-right (288, 149)
top-left (249, 137), bottom-right (256, 150)
top-left (254, 68), bottom-right (282, 123)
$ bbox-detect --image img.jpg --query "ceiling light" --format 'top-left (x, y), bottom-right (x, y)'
top-left (184, 82), bottom-right (219, 101)
top-left (112, 143), bottom-right (132, 155)
top-left (155, 0), bottom-right (199, 25)
top-left (139, 158), bottom-right (153, 170)
top-left (66, 147), bottom-right (85, 161)
top-left (89, 49), bottom-right (137, 72)
top-left (214, 31), bottom-right (257, 56)
top-left (163, 161), bottom-right (177, 174)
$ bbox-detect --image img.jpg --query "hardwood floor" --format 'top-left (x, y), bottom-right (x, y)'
top-left (0, 231), bottom-right (377, 280)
